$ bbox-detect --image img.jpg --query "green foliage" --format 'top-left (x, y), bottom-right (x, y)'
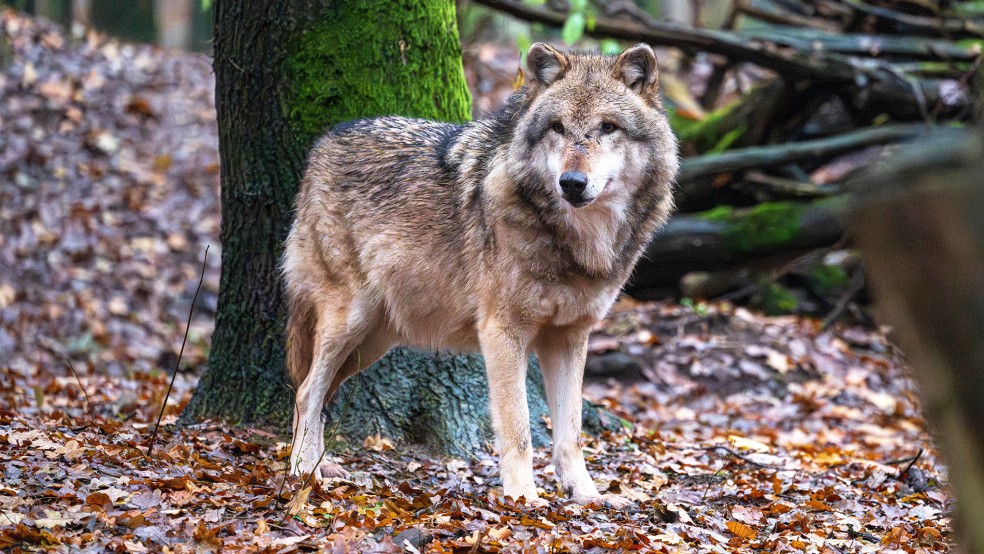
top-left (706, 125), bottom-right (747, 154)
top-left (680, 297), bottom-right (709, 315)
top-left (809, 264), bottom-right (849, 296)
top-left (284, 0), bottom-right (472, 145)
top-left (700, 203), bottom-right (806, 253)
top-left (562, 11), bottom-right (585, 45)
top-left (560, 0), bottom-right (594, 46)
top-left (516, 33), bottom-right (532, 67)
top-left (953, 2), bottom-right (984, 16)
top-left (669, 101), bottom-right (748, 155)
top-left (600, 39), bottom-right (622, 55)
top-left (760, 282), bottom-right (799, 315)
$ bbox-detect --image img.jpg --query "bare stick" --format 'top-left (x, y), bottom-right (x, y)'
top-left (896, 448), bottom-right (925, 480)
top-left (147, 245), bottom-right (209, 458)
top-left (821, 268), bottom-right (866, 332)
top-left (64, 357), bottom-right (91, 419)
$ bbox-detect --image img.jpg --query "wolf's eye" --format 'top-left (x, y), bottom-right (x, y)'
top-left (601, 122), bottom-right (618, 134)
top-left (551, 121), bottom-right (565, 134)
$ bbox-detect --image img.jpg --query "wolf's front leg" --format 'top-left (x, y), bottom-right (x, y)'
top-left (536, 328), bottom-right (633, 509)
top-left (479, 320), bottom-right (542, 506)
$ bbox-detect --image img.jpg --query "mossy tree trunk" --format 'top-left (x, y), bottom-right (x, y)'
top-left (183, 0), bottom-right (610, 456)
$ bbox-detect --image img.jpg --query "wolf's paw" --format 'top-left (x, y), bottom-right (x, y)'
top-left (576, 493), bottom-right (634, 510)
top-left (316, 461), bottom-right (349, 480)
top-left (289, 456), bottom-right (349, 481)
top-left (503, 493), bottom-right (549, 510)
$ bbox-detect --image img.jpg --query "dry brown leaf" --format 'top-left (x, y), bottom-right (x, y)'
top-left (726, 520), bottom-right (757, 540)
top-left (364, 433), bottom-right (395, 452)
top-left (285, 486), bottom-right (312, 517)
top-left (805, 500), bottom-right (833, 512)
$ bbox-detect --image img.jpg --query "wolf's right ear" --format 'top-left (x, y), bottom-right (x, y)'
top-left (526, 42), bottom-right (569, 87)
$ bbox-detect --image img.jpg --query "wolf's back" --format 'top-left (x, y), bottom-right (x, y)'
top-left (285, 116), bottom-right (482, 385)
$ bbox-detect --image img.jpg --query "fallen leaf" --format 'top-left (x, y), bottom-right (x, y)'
top-left (726, 520), bottom-right (757, 540)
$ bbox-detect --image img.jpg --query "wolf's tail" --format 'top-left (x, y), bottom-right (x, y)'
top-left (286, 292), bottom-right (317, 387)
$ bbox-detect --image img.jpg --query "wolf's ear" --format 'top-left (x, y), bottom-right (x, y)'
top-left (526, 42), bottom-right (568, 87)
top-left (614, 43), bottom-right (659, 99)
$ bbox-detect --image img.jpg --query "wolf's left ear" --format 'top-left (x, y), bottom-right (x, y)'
top-left (614, 44), bottom-right (659, 100)
top-left (526, 42), bottom-right (569, 87)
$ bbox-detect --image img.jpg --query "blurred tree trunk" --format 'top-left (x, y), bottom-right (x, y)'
top-left (182, 0), bottom-right (607, 456)
top-left (154, 0), bottom-right (191, 50)
top-left (71, 0), bottom-right (88, 26)
top-left (848, 129), bottom-right (984, 553)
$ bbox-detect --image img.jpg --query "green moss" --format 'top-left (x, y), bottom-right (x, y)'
top-left (700, 202), bottom-right (806, 253)
top-left (669, 96), bottom-right (749, 154)
top-left (809, 264), bottom-right (850, 296)
top-left (760, 282), bottom-right (798, 315)
top-left (283, 0), bottom-right (472, 145)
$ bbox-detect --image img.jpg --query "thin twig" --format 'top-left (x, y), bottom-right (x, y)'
top-left (702, 448), bottom-right (733, 500)
top-left (64, 357), bottom-right (91, 418)
top-left (821, 267), bottom-right (866, 332)
top-left (147, 245), bottom-right (209, 458)
top-left (896, 448), bottom-right (924, 480)
top-left (702, 445), bottom-right (789, 470)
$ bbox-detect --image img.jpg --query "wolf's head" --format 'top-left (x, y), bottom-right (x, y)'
top-left (507, 43), bottom-right (677, 211)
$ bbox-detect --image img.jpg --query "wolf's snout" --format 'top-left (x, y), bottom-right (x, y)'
top-left (559, 171), bottom-right (589, 205)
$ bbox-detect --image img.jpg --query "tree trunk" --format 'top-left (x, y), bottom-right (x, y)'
top-left (848, 128), bottom-right (984, 552)
top-left (183, 0), bottom-right (611, 456)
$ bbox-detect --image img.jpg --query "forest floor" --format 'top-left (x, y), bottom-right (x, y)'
top-left (0, 10), bottom-right (953, 554)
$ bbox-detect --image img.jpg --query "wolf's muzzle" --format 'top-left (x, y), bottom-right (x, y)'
top-left (559, 171), bottom-right (590, 207)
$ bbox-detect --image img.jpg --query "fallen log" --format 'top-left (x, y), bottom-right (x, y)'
top-left (627, 197), bottom-right (846, 295)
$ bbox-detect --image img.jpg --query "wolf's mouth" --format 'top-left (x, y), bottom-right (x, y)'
top-left (563, 195), bottom-right (594, 208)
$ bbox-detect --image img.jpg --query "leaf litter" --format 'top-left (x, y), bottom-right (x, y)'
top-left (0, 9), bottom-right (952, 553)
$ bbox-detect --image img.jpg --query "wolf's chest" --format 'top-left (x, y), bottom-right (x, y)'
top-left (535, 281), bottom-right (619, 328)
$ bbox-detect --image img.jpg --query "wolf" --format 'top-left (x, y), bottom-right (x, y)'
top-left (283, 42), bottom-right (678, 507)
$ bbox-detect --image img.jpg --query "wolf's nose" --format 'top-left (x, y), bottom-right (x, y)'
top-left (559, 171), bottom-right (588, 195)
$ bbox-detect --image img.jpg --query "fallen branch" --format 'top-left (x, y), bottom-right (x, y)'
top-left (678, 123), bottom-right (928, 183)
top-left (895, 447), bottom-right (925, 480)
top-left (738, 25), bottom-right (981, 62)
top-left (845, 2), bottom-right (984, 40)
top-left (64, 357), bottom-right (91, 420)
top-left (820, 266), bottom-right (866, 331)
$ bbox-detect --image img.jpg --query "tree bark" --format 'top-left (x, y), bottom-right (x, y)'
top-left (183, 0), bottom-right (611, 455)
top-left (847, 128), bottom-right (984, 552)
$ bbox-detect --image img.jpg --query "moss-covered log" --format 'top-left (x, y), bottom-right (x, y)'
top-left (627, 198), bottom-right (846, 296)
top-left (183, 0), bottom-right (611, 455)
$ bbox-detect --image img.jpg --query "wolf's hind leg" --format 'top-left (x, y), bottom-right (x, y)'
top-left (325, 329), bottom-right (394, 403)
top-left (536, 328), bottom-right (633, 509)
top-left (289, 300), bottom-right (370, 480)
